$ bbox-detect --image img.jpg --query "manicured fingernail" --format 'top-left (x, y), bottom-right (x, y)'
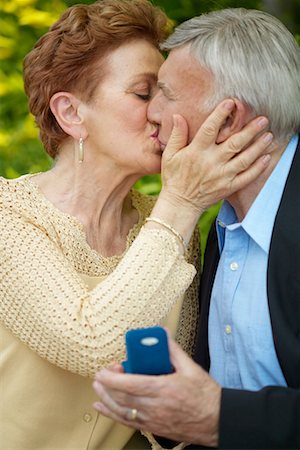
top-left (262, 154), bottom-right (271, 165)
top-left (173, 114), bottom-right (180, 127)
top-left (257, 117), bottom-right (268, 128)
top-left (224, 100), bottom-right (234, 110)
top-left (95, 370), bottom-right (106, 381)
top-left (263, 132), bottom-right (273, 143)
top-left (93, 402), bottom-right (102, 410)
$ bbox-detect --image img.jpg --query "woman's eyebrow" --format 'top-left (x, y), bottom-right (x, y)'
top-left (129, 72), bottom-right (158, 83)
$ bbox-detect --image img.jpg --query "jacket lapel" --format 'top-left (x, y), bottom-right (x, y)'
top-left (267, 136), bottom-right (300, 388)
top-left (194, 136), bottom-right (300, 388)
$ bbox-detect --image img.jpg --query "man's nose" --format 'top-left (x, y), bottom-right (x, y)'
top-left (147, 91), bottom-right (162, 124)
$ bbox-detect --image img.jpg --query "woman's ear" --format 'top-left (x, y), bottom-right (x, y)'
top-left (50, 92), bottom-right (87, 140)
top-left (216, 99), bottom-right (249, 144)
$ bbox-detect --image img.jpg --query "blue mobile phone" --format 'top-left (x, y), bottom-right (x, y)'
top-left (122, 326), bottom-right (173, 375)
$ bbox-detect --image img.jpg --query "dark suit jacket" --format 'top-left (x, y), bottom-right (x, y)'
top-left (192, 137), bottom-right (300, 449)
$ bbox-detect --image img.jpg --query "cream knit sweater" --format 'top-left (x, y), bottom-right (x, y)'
top-left (0, 174), bottom-right (200, 377)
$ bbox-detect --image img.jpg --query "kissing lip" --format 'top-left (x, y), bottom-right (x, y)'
top-left (150, 129), bottom-right (159, 138)
top-left (158, 138), bottom-right (166, 150)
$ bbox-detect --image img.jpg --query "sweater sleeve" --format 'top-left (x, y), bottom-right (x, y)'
top-left (0, 202), bottom-right (196, 377)
top-left (175, 225), bottom-right (201, 356)
top-left (219, 386), bottom-right (300, 449)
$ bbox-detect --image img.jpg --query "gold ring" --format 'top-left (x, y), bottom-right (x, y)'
top-left (126, 408), bottom-right (138, 421)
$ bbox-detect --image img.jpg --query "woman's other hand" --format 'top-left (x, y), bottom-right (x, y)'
top-left (160, 99), bottom-right (272, 214)
top-left (147, 99), bottom-right (272, 247)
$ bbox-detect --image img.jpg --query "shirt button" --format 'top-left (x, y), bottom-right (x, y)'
top-left (83, 413), bottom-right (92, 423)
top-left (225, 325), bottom-right (232, 334)
top-left (230, 262), bottom-right (239, 271)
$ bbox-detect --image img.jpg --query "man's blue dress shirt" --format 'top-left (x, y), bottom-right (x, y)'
top-left (208, 135), bottom-right (298, 390)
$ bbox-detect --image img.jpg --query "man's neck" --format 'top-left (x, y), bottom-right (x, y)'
top-left (227, 139), bottom-right (289, 222)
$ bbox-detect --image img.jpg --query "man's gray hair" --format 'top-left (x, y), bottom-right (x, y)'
top-left (162, 8), bottom-right (300, 142)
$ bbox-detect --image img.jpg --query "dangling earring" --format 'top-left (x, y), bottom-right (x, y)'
top-left (78, 137), bottom-right (84, 163)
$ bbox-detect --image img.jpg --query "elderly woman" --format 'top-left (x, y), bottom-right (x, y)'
top-left (0, 0), bottom-right (271, 449)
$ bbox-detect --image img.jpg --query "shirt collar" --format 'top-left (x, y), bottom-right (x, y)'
top-left (216, 135), bottom-right (298, 253)
top-left (216, 202), bottom-right (238, 251)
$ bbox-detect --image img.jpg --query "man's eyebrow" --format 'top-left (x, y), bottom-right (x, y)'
top-left (157, 81), bottom-right (175, 97)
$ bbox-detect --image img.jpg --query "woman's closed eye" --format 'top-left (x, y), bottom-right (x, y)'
top-left (135, 93), bottom-right (151, 101)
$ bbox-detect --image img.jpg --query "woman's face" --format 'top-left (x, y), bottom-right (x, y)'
top-left (82, 40), bottom-right (164, 176)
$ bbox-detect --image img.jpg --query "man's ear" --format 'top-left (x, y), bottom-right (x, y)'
top-left (216, 99), bottom-right (249, 144)
top-left (50, 92), bottom-right (87, 140)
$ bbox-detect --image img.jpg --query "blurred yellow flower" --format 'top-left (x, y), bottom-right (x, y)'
top-left (0, 73), bottom-right (23, 94)
top-left (0, 36), bottom-right (15, 59)
top-left (0, 131), bottom-right (10, 147)
top-left (1, 0), bottom-right (35, 14)
top-left (19, 8), bottom-right (59, 27)
top-left (0, 82), bottom-right (9, 96)
top-left (24, 114), bottom-right (39, 139)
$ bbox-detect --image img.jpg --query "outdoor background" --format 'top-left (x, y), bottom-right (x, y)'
top-left (1, 0), bottom-right (299, 255)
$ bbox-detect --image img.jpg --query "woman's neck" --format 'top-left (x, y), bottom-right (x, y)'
top-left (34, 147), bottom-right (141, 256)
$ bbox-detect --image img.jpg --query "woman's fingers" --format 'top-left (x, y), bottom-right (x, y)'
top-left (226, 153), bottom-right (271, 195)
top-left (159, 99), bottom-right (273, 216)
top-left (219, 117), bottom-right (271, 160)
top-left (192, 99), bottom-right (235, 148)
top-left (227, 131), bottom-right (273, 175)
top-left (186, 98), bottom-right (271, 166)
top-left (163, 114), bottom-right (189, 160)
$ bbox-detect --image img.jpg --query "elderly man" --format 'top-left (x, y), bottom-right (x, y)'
top-left (93, 8), bottom-right (300, 449)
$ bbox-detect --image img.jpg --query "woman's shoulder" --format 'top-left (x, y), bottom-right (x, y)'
top-left (0, 174), bottom-right (46, 223)
top-left (0, 173), bottom-right (33, 187)
top-left (0, 174), bottom-right (34, 203)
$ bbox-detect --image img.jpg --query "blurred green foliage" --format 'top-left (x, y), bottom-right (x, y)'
top-left (1, 0), bottom-right (299, 255)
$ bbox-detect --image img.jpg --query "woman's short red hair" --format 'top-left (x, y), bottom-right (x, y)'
top-left (23, 0), bottom-right (169, 158)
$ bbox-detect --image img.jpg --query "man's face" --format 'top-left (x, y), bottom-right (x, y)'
top-left (147, 44), bottom-right (214, 148)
